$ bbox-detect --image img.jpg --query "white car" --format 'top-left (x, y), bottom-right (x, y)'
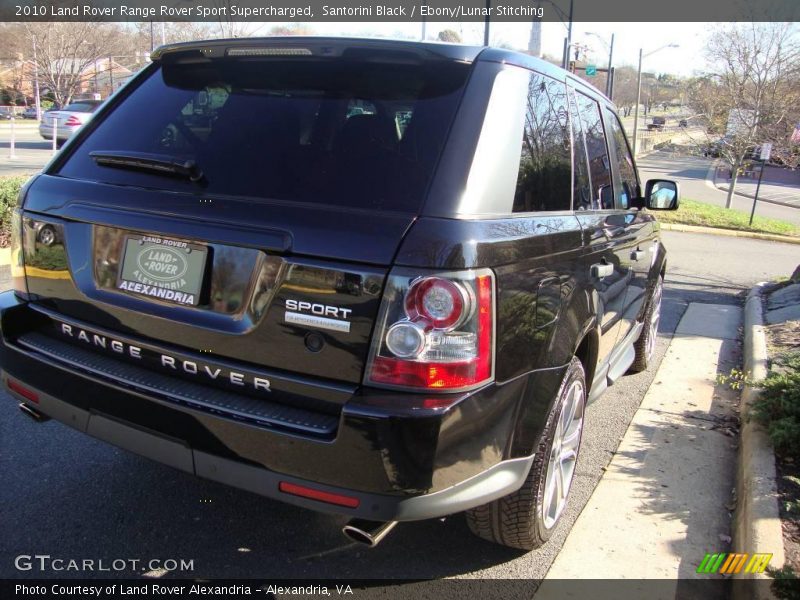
top-left (39, 100), bottom-right (103, 145)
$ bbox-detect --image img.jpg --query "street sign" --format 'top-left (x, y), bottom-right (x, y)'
top-left (586, 64), bottom-right (597, 77)
top-left (759, 143), bottom-right (772, 161)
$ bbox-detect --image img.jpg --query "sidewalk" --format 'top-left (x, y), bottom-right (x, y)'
top-left (713, 164), bottom-right (800, 208)
top-left (541, 303), bottom-right (742, 591)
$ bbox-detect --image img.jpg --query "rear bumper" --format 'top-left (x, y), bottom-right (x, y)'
top-left (0, 292), bottom-right (540, 521)
top-left (39, 123), bottom-right (79, 140)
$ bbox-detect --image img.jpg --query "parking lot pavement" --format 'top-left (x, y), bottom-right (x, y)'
top-left (637, 151), bottom-right (800, 226)
top-left (713, 175), bottom-right (800, 208)
top-left (544, 303), bottom-right (741, 590)
top-left (0, 231), bottom-right (796, 582)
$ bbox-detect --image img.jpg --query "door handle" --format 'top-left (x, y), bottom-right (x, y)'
top-left (591, 263), bottom-right (614, 279)
top-left (631, 249), bottom-right (646, 261)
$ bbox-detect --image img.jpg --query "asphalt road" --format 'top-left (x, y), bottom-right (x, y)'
top-left (0, 123), bottom-right (57, 177)
top-left (638, 150), bottom-right (800, 226)
top-left (0, 231), bottom-right (797, 582)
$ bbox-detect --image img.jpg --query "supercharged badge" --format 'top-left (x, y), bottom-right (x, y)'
top-left (284, 299), bottom-right (352, 333)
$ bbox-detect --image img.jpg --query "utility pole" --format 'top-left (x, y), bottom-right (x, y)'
top-left (32, 36), bottom-right (41, 121)
top-left (108, 56), bottom-right (114, 93)
top-left (632, 48), bottom-right (643, 157)
top-left (483, 0), bottom-right (491, 46)
top-left (565, 0), bottom-right (573, 68)
top-left (632, 43), bottom-right (678, 156)
top-left (606, 34), bottom-right (615, 98)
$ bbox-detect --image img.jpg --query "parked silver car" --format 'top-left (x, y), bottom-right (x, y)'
top-left (39, 100), bottom-right (103, 144)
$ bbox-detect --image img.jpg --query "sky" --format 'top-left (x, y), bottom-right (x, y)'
top-left (272, 21), bottom-right (712, 77)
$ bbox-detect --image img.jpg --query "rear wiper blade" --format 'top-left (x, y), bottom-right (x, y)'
top-left (89, 151), bottom-right (204, 183)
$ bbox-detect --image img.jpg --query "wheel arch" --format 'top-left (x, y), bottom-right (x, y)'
top-left (573, 329), bottom-right (599, 393)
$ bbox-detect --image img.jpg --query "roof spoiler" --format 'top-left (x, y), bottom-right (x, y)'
top-left (151, 37), bottom-right (483, 64)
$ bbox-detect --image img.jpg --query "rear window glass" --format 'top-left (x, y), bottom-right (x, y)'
top-left (58, 58), bottom-right (471, 213)
top-left (63, 102), bottom-right (101, 112)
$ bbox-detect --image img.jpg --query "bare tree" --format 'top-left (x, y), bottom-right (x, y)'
top-left (610, 66), bottom-right (639, 117)
top-left (266, 24), bottom-right (316, 36)
top-left (131, 21), bottom-right (213, 53)
top-left (24, 22), bottom-right (128, 107)
top-left (0, 23), bottom-right (31, 104)
top-left (690, 23), bottom-right (800, 208)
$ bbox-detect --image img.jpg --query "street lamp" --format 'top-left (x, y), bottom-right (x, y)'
top-left (585, 31), bottom-right (615, 99)
top-left (632, 43), bottom-right (679, 157)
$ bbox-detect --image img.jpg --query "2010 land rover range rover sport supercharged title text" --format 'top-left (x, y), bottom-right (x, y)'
top-left (2, 38), bottom-right (678, 550)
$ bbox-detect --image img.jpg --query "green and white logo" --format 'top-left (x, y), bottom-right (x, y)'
top-left (118, 236), bottom-right (207, 306)
top-left (136, 246), bottom-right (188, 283)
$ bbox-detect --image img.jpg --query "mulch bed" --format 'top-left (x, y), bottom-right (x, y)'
top-left (765, 305), bottom-right (800, 575)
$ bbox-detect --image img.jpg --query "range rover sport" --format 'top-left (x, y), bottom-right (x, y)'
top-left (2, 38), bottom-right (678, 550)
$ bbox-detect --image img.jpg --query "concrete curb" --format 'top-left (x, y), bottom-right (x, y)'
top-left (660, 223), bottom-right (800, 245)
top-left (732, 283), bottom-right (785, 600)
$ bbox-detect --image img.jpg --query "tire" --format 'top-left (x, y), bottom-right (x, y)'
top-left (629, 275), bottom-right (663, 373)
top-left (465, 356), bottom-right (586, 550)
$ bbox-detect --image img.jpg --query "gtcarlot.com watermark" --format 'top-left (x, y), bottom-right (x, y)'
top-left (14, 554), bottom-right (195, 574)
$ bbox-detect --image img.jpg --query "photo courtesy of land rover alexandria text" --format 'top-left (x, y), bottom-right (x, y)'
top-left (2, 38), bottom-right (678, 550)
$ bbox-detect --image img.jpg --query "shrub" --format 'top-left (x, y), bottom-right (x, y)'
top-left (752, 353), bottom-right (800, 460)
top-left (25, 244), bottom-right (67, 271)
top-left (0, 175), bottom-right (28, 248)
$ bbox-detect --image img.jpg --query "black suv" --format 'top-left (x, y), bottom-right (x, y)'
top-left (2, 38), bottom-right (677, 550)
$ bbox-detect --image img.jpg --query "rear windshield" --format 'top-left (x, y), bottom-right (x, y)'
top-left (62, 102), bottom-right (101, 112)
top-left (57, 58), bottom-right (471, 213)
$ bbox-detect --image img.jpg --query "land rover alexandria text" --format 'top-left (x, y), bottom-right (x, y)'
top-left (2, 37), bottom-right (676, 550)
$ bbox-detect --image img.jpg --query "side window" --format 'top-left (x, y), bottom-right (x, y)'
top-left (574, 92), bottom-right (614, 210)
top-left (513, 72), bottom-right (572, 213)
top-left (567, 88), bottom-right (592, 211)
top-left (605, 108), bottom-right (639, 209)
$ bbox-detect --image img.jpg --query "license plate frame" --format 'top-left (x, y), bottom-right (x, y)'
top-left (116, 235), bottom-right (208, 307)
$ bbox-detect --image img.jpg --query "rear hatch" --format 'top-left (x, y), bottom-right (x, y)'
top-left (17, 39), bottom-right (473, 417)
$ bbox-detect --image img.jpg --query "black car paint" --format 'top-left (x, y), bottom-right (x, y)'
top-left (2, 38), bottom-right (668, 520)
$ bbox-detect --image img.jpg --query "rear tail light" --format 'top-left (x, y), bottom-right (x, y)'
top-left (366, 269), bottom-right (494, 392)
top-left (64, 116), bottom-right (81, 127)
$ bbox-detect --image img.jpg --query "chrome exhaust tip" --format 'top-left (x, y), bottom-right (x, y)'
top-left (342, 519), bottom-right (398, 548)
top-left (18, 402), bottom-right (49, 423)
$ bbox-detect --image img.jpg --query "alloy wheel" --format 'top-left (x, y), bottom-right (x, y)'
top-left (542, 379), bottom-right (585, 530)
top-left (646, 281), bottom-right (663, 360)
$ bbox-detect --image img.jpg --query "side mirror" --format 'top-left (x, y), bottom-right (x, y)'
top-left (645, 179), bottom-right (679, 210)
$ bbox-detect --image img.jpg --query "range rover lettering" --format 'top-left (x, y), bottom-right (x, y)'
top-left (2, 38), bottom-right (677, 550)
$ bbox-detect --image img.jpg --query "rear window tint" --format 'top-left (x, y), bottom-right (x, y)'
top-left (57, 59), bottom-right (471, 213)
top-left (63, 102), bottom-right (101, 112)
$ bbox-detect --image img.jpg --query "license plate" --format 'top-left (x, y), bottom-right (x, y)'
top-left (117, 235), bottom-right (207, 306)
